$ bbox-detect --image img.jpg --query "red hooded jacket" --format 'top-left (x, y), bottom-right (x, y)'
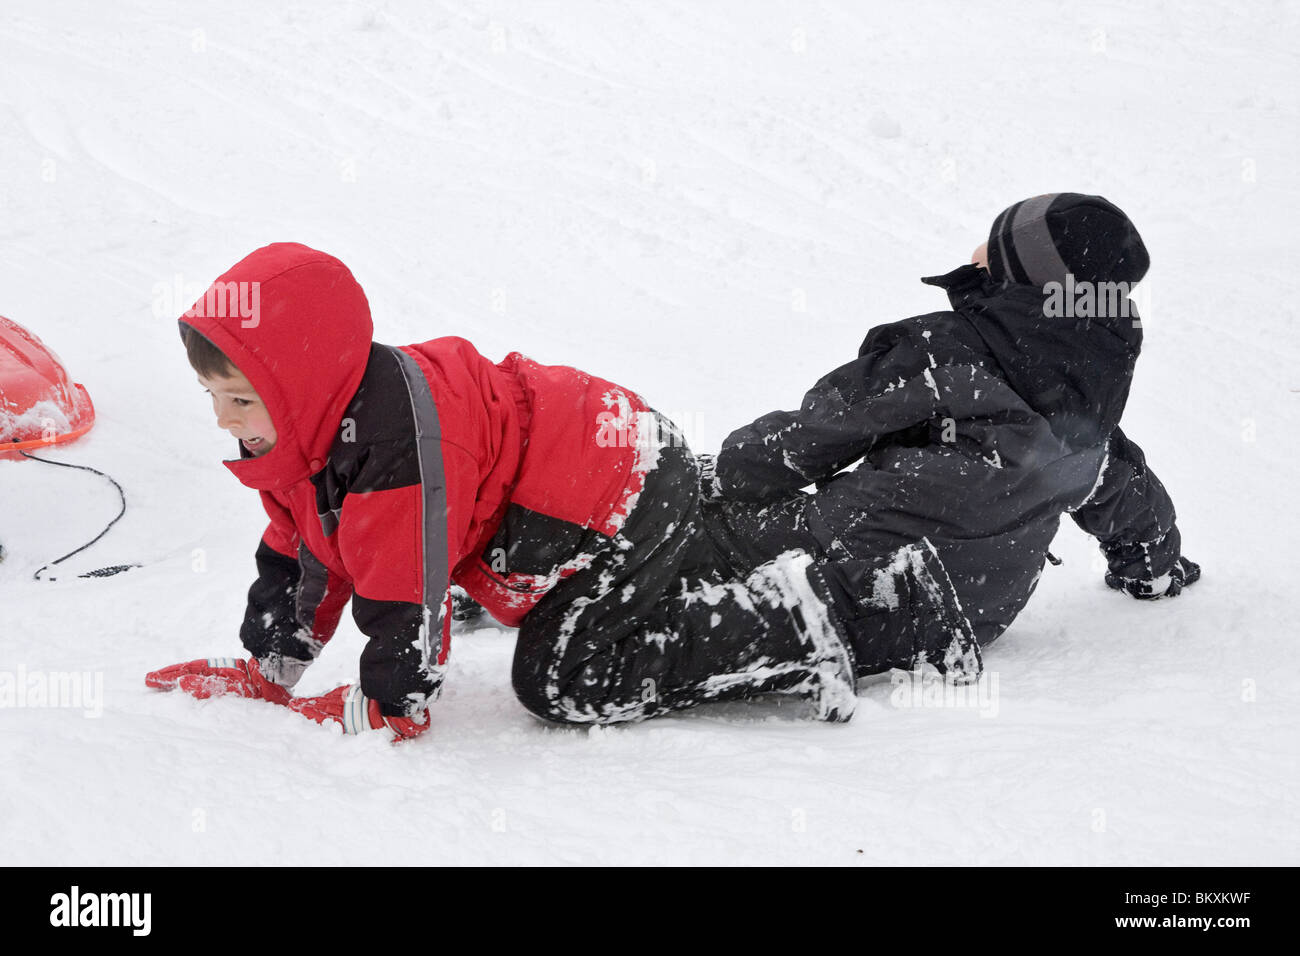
top-left (180, 243), bottom-right (651, 716)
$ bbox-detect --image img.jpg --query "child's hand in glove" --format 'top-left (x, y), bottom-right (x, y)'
top-left (145, 657), bottom-right (292, 706)
top-left (1106, 556), bottom-right (1201, 600)
top-left (288, 685), bottom-right (431, 742)
top-left (450, 585), bottom-right (485, 623)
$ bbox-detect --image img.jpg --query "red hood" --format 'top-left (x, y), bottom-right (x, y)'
top-left (179, 242), bottom-right (373, 490)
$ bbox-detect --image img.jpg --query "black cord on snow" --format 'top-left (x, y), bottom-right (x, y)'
top-left (18, 450), bottom-right (141, 581)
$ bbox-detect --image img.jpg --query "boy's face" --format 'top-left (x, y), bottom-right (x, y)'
top-left (197, 367), bottom-right (277, 456)
top-left (971, 242), bottom-right (989, 270)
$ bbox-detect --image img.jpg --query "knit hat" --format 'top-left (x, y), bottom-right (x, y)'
top-left (986, 193), bottom-right (1150, 288)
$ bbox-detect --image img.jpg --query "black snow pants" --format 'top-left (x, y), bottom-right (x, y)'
top-left (510, 413), bottom-right (853, 724)
top-left (701, 493), bottom-right (983, 681)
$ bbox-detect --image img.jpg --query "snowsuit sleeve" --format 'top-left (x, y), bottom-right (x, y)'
top-left (336, 438), bottom-right (480, 718)
top-left (1069, 427), bottom-right (1182, 580)
top-left (713, 324), bottom-right (936, 501)
top-left (241, 492), bottom-right (353, 689)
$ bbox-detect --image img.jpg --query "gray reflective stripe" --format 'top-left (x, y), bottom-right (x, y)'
top-left (991, 204), bottom-right (1015, 283)
top-left (296, 543), bottom-right (330, 637)
top-left (1010, 193), bottom-right (1070, 287)
top-left (317, 504), bottom-right (340, 538)
top-left (388, 346), bottom-right (450, 668)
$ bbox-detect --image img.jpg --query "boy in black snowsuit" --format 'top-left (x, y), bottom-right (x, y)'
top-left (698, 193), bottom-right (1199, 670)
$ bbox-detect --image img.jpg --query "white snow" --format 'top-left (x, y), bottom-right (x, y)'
top-left (0, 399), bottom-right (72, 444)
top-left (1, 0), bottom-right (1297, 866)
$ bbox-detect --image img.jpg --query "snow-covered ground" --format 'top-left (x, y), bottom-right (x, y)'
top-left (1, 0), bottom-right (1296, 865)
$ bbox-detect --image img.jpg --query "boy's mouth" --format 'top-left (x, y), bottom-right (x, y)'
top-left (241, 436), bottom-right (267, 452)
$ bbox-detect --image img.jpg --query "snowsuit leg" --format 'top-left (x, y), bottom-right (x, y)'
top-left (818, 541), bottom-right (982, 681)
top-left (511, 414), bottom-right (857, 724)
top-left (699, 491), bottom-right (820, 579)
top-left (702, 497), bottom-right (982, 682)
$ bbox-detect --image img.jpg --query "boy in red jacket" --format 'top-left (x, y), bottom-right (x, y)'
top-left (146, 242), bottom-right (903, 737)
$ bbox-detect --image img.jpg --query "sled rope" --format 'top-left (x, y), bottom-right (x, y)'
top-left (18, 450), bottom-right (140, 581)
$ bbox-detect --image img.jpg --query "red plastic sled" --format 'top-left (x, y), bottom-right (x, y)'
top-left (0, 314), bottom-right (96, 453)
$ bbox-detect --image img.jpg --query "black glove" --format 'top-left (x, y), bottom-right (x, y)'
top-left (696, 453), bottom-right (723, 502)
top-left (1106, 556), bottom-right (1201, 600)
top-left (450, 585), bottom-right (484, 623)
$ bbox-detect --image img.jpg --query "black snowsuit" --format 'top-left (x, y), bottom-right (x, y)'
top-left (702, 263), bottom-right (1183, 651)
top-left (511, 413), bottom-right (862, 724)
top-left (510, 410), bottom-right (977, 723)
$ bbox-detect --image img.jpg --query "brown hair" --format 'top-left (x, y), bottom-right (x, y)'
top-left (180, 324), bottom-right (238, 379)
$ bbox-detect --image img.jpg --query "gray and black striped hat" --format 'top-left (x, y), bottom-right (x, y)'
top-left (986, 193), bottom-right (1150, 288)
